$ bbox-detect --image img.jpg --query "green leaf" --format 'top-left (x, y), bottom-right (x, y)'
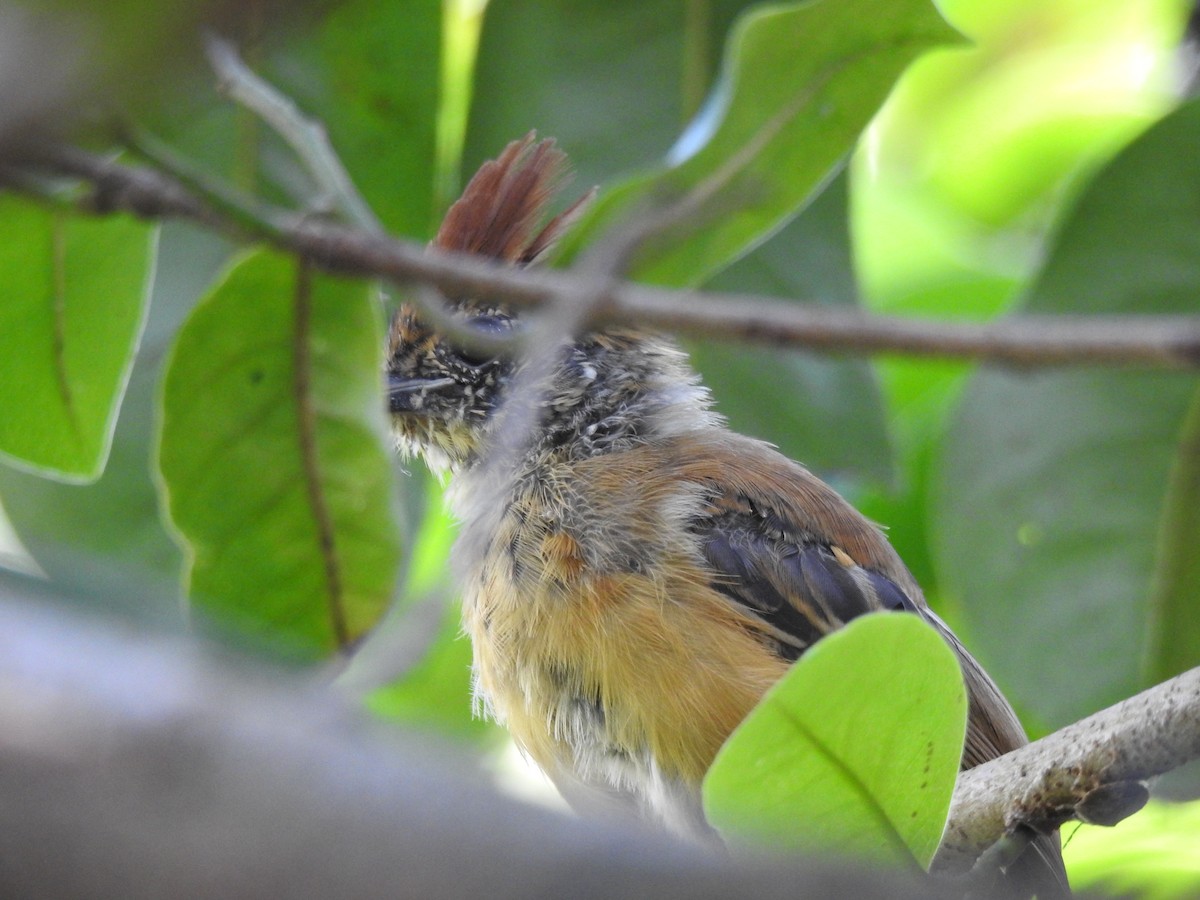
top-left (265, 0), bottom-right (442, 237)
top-left (465, 0), bottom-right (758, 196)
top-left (1147, 391), bottom-right (1200, 685)
top-left (1062, 799), bottom-right (1200, 900)
top-left (11, 2), bottom-right (233, 109)
top-left (933, 97), bottom-right (1200, 728)
top-left (703, 613), bottom-right (967, 868)
top-left (342, 496), bottom-right (498, 743)
top-left (0, 199), bottom-right (153, 482)
top-left (0, 223), bottom-right (227, 612)
top-left (157, 249), bottom-right (401, 657)
top-left (559, 0), bottom-right (960, 286)
top-left (696, 171), bottom-right (893, 486)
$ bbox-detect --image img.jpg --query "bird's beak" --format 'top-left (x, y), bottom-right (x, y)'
top-left (387, 374), bottom-right (456, 413)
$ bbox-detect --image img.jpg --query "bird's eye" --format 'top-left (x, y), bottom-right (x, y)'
top-left (456, 314), bottom-right (513, 368)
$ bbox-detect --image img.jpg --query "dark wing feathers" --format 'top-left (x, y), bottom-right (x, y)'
top-left (693, 494), bottom-right (1031, 767)
top-left (698, 514), bottom-right (911, 659)
top-left (688, 454), bottom-right (1071, 895)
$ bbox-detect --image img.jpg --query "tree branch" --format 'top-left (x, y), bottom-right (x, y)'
top-left (0, 580), bottom-right (959, 900)
top-left (203, 34), bottom-right (383, 232)
top-left (8, 142), bottom-right (1200, 370)
top-left (0, 570), bottom-right (1197, 897)
top-left (935, 665), bottom-right (1200, 873)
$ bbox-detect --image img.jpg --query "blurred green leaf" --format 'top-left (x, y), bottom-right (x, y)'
top-left (0, 200), bottom-right (153, 482)
top-left (157, 249), bottom-right (401, 656)
top-left (889, 0), bottom-right (1186, 227)
top-left (265, 0), bottom-right (442, 237)
top-left (365, 604), bottom-right (496, 743)
top-left (1148, 393), bottom-right (1200, 686)
top-left (703, 613), bottom-right (966, 868)
top-left (1062, 799), bottom-right (1200, 900)
top-left (0, 210), bottom-right (231, 615)
top-left (852, 0), bottom-right (1186, 308)
top-left (465, 0), bottom-right (757, 195)
top-left (933, 97), bottom-right (1200, 727)
top-left (343, 496), bottom-right (497, 743)
top-left (696, 171), bottom-right (893, 486)
top-left (559, 0), bottom-right (959, 286)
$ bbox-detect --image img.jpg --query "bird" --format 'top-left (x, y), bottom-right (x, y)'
top-left (386, 133), bottom-right (1068, 896)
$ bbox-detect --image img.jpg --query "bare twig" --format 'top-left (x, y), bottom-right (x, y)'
top-left (116, 124), bottom-right (302, 241)
top-left (204, 34), bottom-right (383, 233)
top-left (935, 665), bottom-right (1200, 873)
top-left (10, 143), bottom-right (1200, 369)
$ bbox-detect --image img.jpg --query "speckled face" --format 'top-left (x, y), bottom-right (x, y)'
top-left (385, 303), bottom-right (515, 471)
top-left (386, 132), bottom-right (594, 473)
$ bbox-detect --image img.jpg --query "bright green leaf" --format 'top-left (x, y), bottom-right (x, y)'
top-left (0, 223), bottom-right (227, 611)
top-left (0, 199), bottom-right (153, 482)
top-left (1062, 799), bottom-right (1200, 900)
top-left (703, 613), bottom-right (967, 868)
top-left (157, 249), bottom-right (401, 657)
top-left (559, 0), bottom-right (960, 286)
top-left (934, 97), bottom-right (1200, 728)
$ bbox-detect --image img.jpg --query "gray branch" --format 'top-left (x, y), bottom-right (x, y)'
top-left (8, 143), bottom-right (1200, 370)
top-left (935, 665), bottom-right (1200, 873)
top-left (0, 580), bottom-right (958, 900)
top-left (0, 565), bottom-right (1197, 898)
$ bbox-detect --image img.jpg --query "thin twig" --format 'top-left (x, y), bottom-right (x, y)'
top-left (112, 127), bottom-right (516, 358)
top-left (116, 126), bottom-right (292, 239)
top-left (11, 143), bottom-right (1200, 370)
top-left (204, 34), bottom-right (383, 233)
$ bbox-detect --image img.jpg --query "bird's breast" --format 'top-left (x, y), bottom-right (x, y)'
top-left (453, 449), bottom-right (789, 821)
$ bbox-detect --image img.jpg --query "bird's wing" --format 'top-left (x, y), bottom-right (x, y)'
top-left (670, 432), bottom-right (1030, 768)
top-left (672, 434), bottom-right (1070, 895)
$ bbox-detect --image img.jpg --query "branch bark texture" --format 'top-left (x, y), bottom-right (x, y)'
top-left (936, 665), bottom-right (1200, 873)
top-left (10, 144), bottom-right (1200, 370)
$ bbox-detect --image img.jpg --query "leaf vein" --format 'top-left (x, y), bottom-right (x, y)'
top-left (293, 261), bottom-right (350, 650)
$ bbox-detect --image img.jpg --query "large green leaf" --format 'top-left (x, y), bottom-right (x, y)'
top-left (695, 171), bottom-right (893, 486)
top-left (0, 199), bottom-right (153, 482)
top-left (558, 0), bottom-right (959, 286)
top-left (157, 249), bottom-right (401, 656)
top-left (264, 0), bottom-right (442, 237)
top-left (933, 97), bottom-right (1200, 728)
top-left (468, 2), bottom-right (905, 488)
top-left (0, 223), bottom-right (227, 610)
top-left (465, 0), bottom-right (758, 196)
top-left (703, 613), bottom-right (966, 868)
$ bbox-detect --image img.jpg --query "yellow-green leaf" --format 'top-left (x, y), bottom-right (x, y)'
top-left (703, 613), bottom-right (966, 868)
top-left (0, 198), bottom-right (153, 481)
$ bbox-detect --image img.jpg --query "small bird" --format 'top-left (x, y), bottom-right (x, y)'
top-left (387, 134), bottom-right (1067, 895)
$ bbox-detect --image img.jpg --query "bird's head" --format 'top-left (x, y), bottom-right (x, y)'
top-left (386, 134), bottom-right (594, 472)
